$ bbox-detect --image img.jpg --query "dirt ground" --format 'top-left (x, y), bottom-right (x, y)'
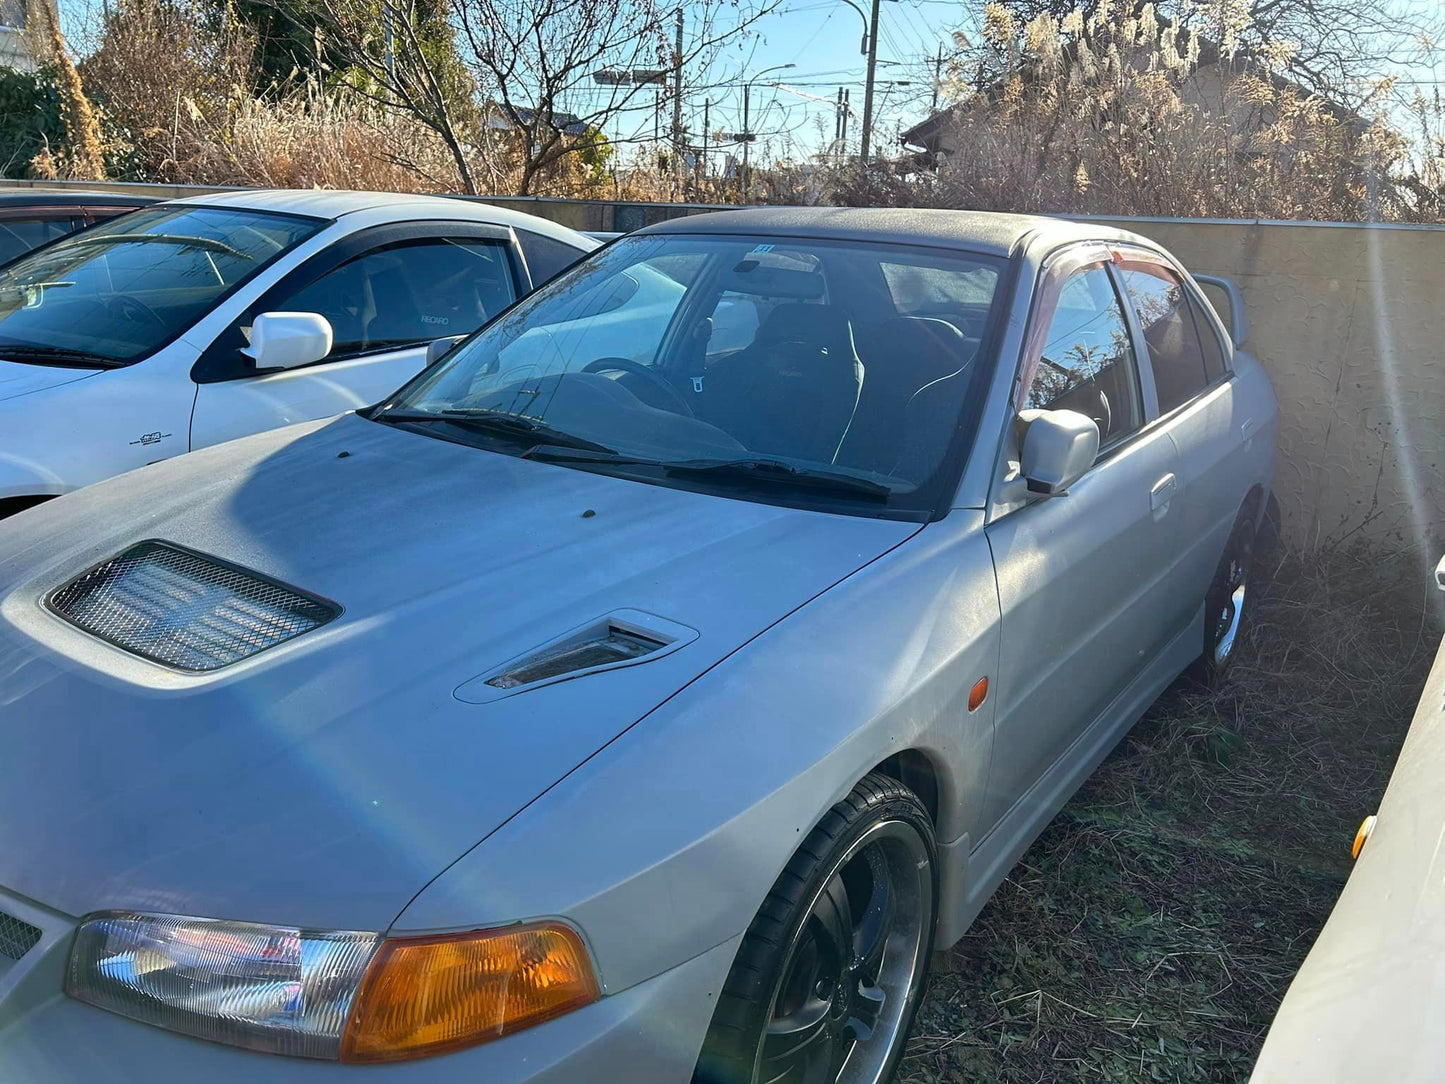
top-left (901, 548), bottom-right (1442, 1083)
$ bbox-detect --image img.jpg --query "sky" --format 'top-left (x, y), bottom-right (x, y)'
top-left (594, 0), bottom-right (984, 170)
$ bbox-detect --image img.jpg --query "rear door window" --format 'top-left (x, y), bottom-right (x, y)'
top-left (0, 215), bottom-right (78, 264)
top-left (516, 228), bottom-right (588, 285)
top-left (1118, 262), bottom-right (1211, 412)
top-left (1188, 292), bottom-right (1228, 381)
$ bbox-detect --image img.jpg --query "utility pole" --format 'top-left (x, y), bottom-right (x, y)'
top-left (859, 0), bottom-right (882, 162)
top-left (841, 88), bottom-right (850, 145)
top-left (672, 8), bottom-right (684, 200)
top-left (834, 87), bottom-right (843, 152)
top-left (699, 99), bottom-right (710, 191)
top-left (741, 83), bottom-right (751, 201)
top-left (931, 43), bottom-right (944, 113)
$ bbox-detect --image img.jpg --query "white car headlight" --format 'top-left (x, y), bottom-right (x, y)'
top-left (65, 912), bottom-right (379, 1058)
top-left (65, 911), bottom-right (600, 1061)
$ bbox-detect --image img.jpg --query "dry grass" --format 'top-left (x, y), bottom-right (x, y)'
top-left (902, 547), bottom-right (1440, 1082)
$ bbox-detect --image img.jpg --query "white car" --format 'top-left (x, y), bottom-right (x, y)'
top-left (0, 190), bottom-right (595, 517)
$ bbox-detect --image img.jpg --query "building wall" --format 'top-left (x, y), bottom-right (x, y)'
top-left (1103, 218), bottom-right (1445, 559)
top-left (0, 0), bottom-right (51, 73)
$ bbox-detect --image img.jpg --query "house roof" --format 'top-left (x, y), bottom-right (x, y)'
top-left (500, 106), bottom-right (590, 138)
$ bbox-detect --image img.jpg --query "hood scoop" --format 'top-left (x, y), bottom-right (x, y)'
top-left (46, 540), bottom-right (340, 672)
top-left (455, 609), bottom-right (697, 704)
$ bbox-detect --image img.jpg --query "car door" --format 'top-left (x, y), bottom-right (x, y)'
top-left (980, 246), bottom-right (1183, 829)
top-left (188, 222), bottom-right (528, 451)
top-left (1113, 249), bottom-right (1245, 625)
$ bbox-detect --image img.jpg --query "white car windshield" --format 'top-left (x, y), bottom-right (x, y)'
top-left (380, 233), bottom-right (1006, 515)
top-left (0, 205), bottom-right (324, 367)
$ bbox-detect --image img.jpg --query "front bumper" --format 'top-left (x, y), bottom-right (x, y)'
top-left (0, 887), bottom-right (739, 1082)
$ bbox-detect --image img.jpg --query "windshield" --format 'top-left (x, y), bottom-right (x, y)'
top-left (0, 205), bottom-right (324, 366)
top-left (381, 233), bottom-right (1005, 515)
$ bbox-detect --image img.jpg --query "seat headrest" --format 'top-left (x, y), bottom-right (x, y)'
top-left (860, 316), bottom-right (971, 386)
top-left (755, 303), bottom-right (856, 356)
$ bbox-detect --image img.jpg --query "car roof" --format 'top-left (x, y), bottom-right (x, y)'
top-left (632, 206), bottom-right (1145, 257)
top-left (164, 189), bottom-right (592, 243)
top-left (0, 190), bottom-right (159, 208)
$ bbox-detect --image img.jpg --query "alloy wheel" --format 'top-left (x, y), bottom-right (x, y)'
top-left (754, 820), bottom-right (931, 1084)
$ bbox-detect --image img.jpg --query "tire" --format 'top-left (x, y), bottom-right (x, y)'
top-left (694, 774), bottom-right (938, 1084)
top-left (1190, 509), bottom-right (1257, 689)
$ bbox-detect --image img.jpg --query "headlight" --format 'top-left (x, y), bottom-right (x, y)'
top-left (66, 912), bottom-right (600, 1061)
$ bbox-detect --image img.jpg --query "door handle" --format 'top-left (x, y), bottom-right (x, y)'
top-left (1240, 417), bottom-right (1257, 441)
top-left (1150, 473), bottom-right (1178, 513)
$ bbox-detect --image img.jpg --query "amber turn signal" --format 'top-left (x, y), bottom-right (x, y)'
top-left (968, 677), bottom-right (989, 712)
top-left (341, 921), bottom-right (600, 1063)
top-left (1351, 814), bottom-right (1377, 860)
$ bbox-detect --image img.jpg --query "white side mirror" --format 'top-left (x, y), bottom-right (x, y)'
top-left (1019, 408), bottom-right (1100, 496)
top-left (242, 312), bottom-right (333, 371)
top-left (426, 335), bottom-right (465, 365)
top-left (1435, 554), bottom-right (1444, 593)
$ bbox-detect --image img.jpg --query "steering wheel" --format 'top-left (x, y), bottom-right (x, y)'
top-left (582, 357), bottom-right (694, 417)
top-left (105, 294), bottom-right (166, 331)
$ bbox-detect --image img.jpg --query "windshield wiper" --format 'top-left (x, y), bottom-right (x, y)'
top-left (526, 448), bottom-right (891, 502)
top-left (372, 408), bottom-right (617, 454)
top-left (67, 233), bottom-right (252, 260)
top-left (663, 457), bottom-right (892, 501)
top-left (0, 344), bottom-right (122, 369)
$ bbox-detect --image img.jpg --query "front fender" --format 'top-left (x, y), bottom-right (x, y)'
top-left (392, 509), bottom-right (1002, 996)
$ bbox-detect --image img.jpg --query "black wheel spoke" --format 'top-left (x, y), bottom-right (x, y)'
top-left (816, 871), bottom-right (854, 959)
top-left (845, 982), bottom-right (887, 1042)
top-left (761, 1002), bottom-right (832, 1081)
top-left (851, 847), bottom-right (892, 980)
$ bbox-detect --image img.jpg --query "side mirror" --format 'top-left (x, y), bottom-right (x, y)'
top-left (425, 335), bottom-right (465, 365)
top-left (1435, 554), bottom-right (1444, 593)
top-left (1019, 408), bottom-right (1100, 496)
top-left (242, 312), bottom-right (333, 371)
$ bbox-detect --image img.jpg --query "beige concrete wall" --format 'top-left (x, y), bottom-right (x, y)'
top-left (1105, 219), bottom-right (1444, 557)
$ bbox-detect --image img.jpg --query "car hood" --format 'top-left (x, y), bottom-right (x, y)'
top-left (0, 414), bottom-right (918, 931)
top-left (0, 359), bottom-right (102, 403)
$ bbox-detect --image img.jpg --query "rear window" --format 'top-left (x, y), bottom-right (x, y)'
top-left (881, 261), bottom-right (998, 313)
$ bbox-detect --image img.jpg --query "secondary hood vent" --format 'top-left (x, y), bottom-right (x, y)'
top-left (455, 610), bottom-right (698, 704)
top-left (47, 540), bottom-right (340, 672)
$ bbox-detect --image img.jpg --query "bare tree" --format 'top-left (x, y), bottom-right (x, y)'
top-left (263, 0), bottom-right (485, 191)
top-left (26, 0), bottom-right (106, 179)
top-left (273, 0), bottom-right (779, 195)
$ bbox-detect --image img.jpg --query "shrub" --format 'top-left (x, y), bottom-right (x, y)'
top-left (0, 66), bottom-right (64, 179)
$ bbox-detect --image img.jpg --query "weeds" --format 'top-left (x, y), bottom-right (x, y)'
top-left (903, 548), bottom-right (1438, 1082)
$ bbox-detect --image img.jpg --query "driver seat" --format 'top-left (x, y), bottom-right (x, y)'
top-left (702, 303), bottom-right (864, 462)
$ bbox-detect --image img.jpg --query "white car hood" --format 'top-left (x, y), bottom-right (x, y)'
top-left (0, 414), bottom-right (919, 930)
top-left (0, 358), bottom-right (103, 402)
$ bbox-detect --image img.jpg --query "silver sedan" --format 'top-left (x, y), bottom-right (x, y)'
top-left (0, 208), bottom-right (1275, 1082)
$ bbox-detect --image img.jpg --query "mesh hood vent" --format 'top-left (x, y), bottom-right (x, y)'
top-left (47, 541), bottom-right (339, 672)
top-left (0, 910), bottom-right (41, 960)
